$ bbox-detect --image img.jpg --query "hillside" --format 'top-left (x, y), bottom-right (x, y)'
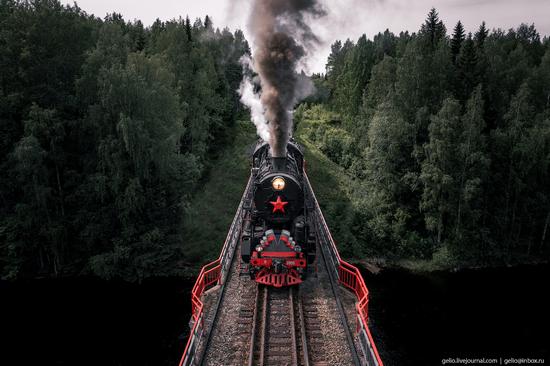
top-left (181, 120), bottom-right (255, 265)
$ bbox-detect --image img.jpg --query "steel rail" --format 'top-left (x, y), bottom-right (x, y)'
top-left (258, 286), bottom-right (268, 366)
top-left (182, 169), bottom-right (383, 366)
top-left (247, 284), bottom-right (261, 366)
top-left (249, 286), bottom-right (302, 366)
top-left (297, 289), bottom-right (310, 366)
top-left (289, 287), bottom-right (298, 366)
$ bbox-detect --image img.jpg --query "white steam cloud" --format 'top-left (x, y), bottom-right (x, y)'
top-left (239, 55), bottom-right (271, 142)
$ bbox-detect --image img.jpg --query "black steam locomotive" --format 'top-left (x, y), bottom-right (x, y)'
top-left (241, 139), bottom-right (316, 287)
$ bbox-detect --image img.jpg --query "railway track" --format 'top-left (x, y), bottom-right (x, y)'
top-left (201, 265), bottom-right (358, 366)
top-left (248, 285), bottom-right (308, 366)
top-left (200, 196), bottom-right (359, 365)
top-left (183, 151), bottom-right (383, 365)
top-left (201, 248), bottom-right (359, 366)
top-left (247, 284), bottom-right (338, 366)
top-left (300, 297), bottom-right (327, 366)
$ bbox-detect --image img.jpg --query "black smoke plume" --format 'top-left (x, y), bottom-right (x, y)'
top-left (246, 0), bottom-right (325, 157)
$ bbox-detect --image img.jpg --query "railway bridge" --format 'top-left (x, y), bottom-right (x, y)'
top-left (178, 173), bottom-right (383, 366)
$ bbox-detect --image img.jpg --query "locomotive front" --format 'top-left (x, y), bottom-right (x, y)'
top-left (241, 140), bottom-right (314, 287)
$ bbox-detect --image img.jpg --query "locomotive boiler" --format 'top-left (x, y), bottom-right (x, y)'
top-left (241, 139), bottom-right (316, 287)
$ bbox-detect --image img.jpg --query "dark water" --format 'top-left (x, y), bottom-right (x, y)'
top-left (1, 266), bottom-right (548, 365)
top-left (363, 264), bottom-right (550, 366)
top-left (1, 277), bottom-right (192, 366)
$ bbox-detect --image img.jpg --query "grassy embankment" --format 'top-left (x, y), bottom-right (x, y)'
top-left (295, 132), bottom-right (361, 259)
top-left (182, 120), bottom-right (256, 268)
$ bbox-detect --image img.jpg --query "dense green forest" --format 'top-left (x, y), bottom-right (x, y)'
top-left (297, 9), bottom-right (550, 267)
top-left (0, 0), bottom-right (249, 280)
top-left (1, 2), bottom-right (549, 280)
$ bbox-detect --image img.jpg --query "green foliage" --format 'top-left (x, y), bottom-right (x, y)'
top-left (362, 99), bottom-right (423, 256)
top-left (332, 35), bottom-right (376, 117)
top-left (296, 104), bottom-right (356, 168)
top-left (420, 8), bottom-right (446, 49)
top-left (295, 118), bottom-right (362, 257)
top-left (454, 87), bottom-right (489, 251)
top-left (181, 120), bottom-right (254, 265)
top-left (299, 8), bottom-right (550, 267)
top-left (421, 98), bottom-right (463, 246)
top-left (1, 2), bottom-right (549, 279)
top-left (419, 91), bottom-right (489, 258)
top-left (451, 21), bottom-right (466, 62)
top-left (0, 1), bottom-right (249, 280)
top-left (489, 83), bottom-right (550, 258)
top-left (456, 35), bottom-right (479, 101)
top-left (362, 55), bottom-right (397, 117)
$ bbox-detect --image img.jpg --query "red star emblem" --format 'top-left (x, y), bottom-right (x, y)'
top-left (270, 196), bottom-right (288, 213)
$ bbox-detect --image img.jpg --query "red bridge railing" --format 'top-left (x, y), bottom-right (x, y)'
top-left (304, 173), bottom-right (383, 366)
top-left (339, 261), bottom-right (369, 326)
top-left (178, 178), bottom-right (252, 366)
top-left (179, 260), bottom-right (219, 366)
top-left (190, 261), bottom-right (220, 321)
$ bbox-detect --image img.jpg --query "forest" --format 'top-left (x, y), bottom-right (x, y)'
top-left (1, 1), bottom-right (549, 281)
top-left (298, 8), bottom-right (550, 267)
top-left (0, 0), bottom-right (249, 280)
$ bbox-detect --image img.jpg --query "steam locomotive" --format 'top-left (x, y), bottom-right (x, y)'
top-left (241, 139), bottom-right (316, 287)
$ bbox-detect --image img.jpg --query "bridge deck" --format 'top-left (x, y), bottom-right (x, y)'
top-left (199, 245), bottom-right (359, 365)
top-left (178, 174), bottom-right (382, 366)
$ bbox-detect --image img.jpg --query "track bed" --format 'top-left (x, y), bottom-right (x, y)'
top-left (200, 246), bottom-right (357, 366)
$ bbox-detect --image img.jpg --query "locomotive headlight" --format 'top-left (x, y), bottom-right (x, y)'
top-left (255, 245), bottom-right (263, 252)
top-left (272, 177), bottom-right (286, 191)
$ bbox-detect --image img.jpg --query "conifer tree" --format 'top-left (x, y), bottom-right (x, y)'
top-left (457, 34), bottom-right (478, 101)
top-left (185, 16), bottom-right (192, 41)
top-left (326, 40), bottom-right (342, 75)
top-left (333, 35), bottom-right (375, 118)
top-left (474, 21), bottom-right (488, 49)
top-left (420, 8), bottom-right (446, 48)
top-left (451, 21), bottom-right (466, 62)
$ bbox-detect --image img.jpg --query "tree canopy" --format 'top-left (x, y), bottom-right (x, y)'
top-left (0, 0), bottom-right (249, 280)
top-left (301, 9), bottom-right (550, 266)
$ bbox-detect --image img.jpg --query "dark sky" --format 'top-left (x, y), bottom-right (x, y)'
top-left (62, 0), bottom-right (550, 72)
